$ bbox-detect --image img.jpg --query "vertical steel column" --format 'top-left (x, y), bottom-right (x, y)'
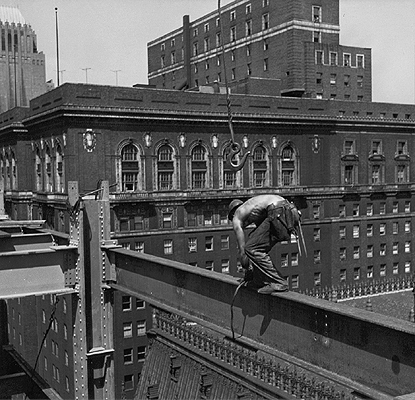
top-left (82, 181), bottom-right (115, 399)
top-left (68, 181), bottom-right (89, 399)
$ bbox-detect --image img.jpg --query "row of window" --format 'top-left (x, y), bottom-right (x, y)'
top-left (338, 221), bottom-right (411, 239)
top-left (121, 296), bottom-right (145, 311)
top-left (312, 201), bottom-right (411, 220)
top-left (339, 242), bottom-right (411, 260)
top-left (123, 320), bottom-right (147, 338)
top-left (123, 346), bottom-right (146, 365)
top-left (119, 142), bottom-right (297, 192)
top-left (316, 51), bottom-right (365, 68)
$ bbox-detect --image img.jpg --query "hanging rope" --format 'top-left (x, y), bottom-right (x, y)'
top-left (218, 0), bottom-right (250, 172)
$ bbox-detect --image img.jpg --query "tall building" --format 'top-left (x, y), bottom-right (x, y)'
top-left (0, 5), bottom-right (47, 112)
top-left (147, 0), bottom-right (372, 100)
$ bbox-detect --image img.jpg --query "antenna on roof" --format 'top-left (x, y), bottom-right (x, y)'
top-left (55, 7), bottom-right (60, 86)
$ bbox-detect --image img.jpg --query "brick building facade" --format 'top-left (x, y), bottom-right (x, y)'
top-left (147, 0), bottom-right (372, 101)
top-left (0, 6), bottom-right (47, 113)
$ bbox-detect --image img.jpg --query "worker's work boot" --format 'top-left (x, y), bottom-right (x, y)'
top-left (257, 283), bottom-right (288, 295)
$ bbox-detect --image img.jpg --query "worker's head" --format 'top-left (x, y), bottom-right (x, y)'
top-left (228, 199), bottom-right (243, 220)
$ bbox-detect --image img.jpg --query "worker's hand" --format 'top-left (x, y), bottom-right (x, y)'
top-left (240, 253), bottom-right (250, 269)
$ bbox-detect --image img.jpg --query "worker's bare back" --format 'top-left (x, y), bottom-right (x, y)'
top-left (234, 194), bottom-right (286, 228)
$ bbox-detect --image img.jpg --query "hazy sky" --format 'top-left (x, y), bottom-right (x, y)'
top-left (3, 0), bottom-right (415, 104)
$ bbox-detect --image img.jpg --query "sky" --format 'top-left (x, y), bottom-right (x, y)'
top-left (2, 0), bottom-right (415, 105)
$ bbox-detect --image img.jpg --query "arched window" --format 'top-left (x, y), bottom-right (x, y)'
top-left (35, 147), bottom-right (42, 192)
top-left (223, 147), bottom-right (239, 189)
top-left (157, 144), bottom-right (174, 190)
top-left (4, 152), bottom-right (10, 190)
top-left (10, 150), bottom-right (17, 190)
top-left (280, 144), bottom-right (298, 186)
top-left (55, 144), bottom-right (64, 193)
top-left (191, 145), bottom-right (207, 189)
top-left (45, 146), bottom-right (52, 192)
top-left (121, 143), bottom-right (139, 191)
top-left (252, 145), bottom-right (267, 187)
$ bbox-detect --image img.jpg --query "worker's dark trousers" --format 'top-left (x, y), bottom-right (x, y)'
top-left (244, 204), bottom-right (290, 287)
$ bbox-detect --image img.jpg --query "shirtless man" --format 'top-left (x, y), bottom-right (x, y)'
top-left (228, 194), bottom-right (301, 294)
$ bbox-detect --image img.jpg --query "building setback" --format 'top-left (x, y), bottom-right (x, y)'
top-left (0, 6), bottom-right (47, 113)
top-left (147, 0), bottom-right (372, 101)
top-left (0, 83), bottom-right (415, 294)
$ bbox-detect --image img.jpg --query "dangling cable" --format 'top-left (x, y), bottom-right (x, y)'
top-left (217, 0), bottom-right (250, 172)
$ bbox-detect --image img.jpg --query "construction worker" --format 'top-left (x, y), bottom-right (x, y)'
top-left (228, 194), bottom-right (302, 295)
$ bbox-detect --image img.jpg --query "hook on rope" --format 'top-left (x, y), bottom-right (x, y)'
top-left (224, 142), bottom-right (250, 172)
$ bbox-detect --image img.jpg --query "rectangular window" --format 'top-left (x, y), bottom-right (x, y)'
top-left (367, 245), bottom-right (373, 258)
top-left (405, 261), bottom-right (411, 273)
top-left (281, 253), bottom-right (288, 268)
top-left (339, 204), bottom-right (346, 218)
top-left (353, 204), bottom-right (359, 217)
top-left (344, 140), bottom-right (354, 155)
top-left (205, 236), bottom-right (213, 251)
top-left (262, 13), bottom-right (269, 30)
top-left (164, 239), bottom-right (173, 254)
top-left (313, 31), bottom-right (321, 43)
top-left (380, 202), bottom-right (386, 215)
top-left (339, 248), bottom-right (346, 261)
top-left (316, 50), bottom-right (323, 64)
top-left (393, 222), bottom-right (399, 234)
top-left (397, 165), bottom-right (407, 183)
top-left (187, 212), bottom-right (197, 227)
top-left (330, 73), bottom-right (336, 85)
top-left (291, 252), bottom-right (299, 266)
top-left (314, 272), bottom-right (321, 286)
top-left (314, 250), bottom-right (321, 264)
top-left (393, 263), bottom-right (399, 275)
top-left (263, 58), bottom-right (268, 71)
top-left (312, 5), bottom-right (321, 22)
top-left (204, 23), bottom-right (209, 33)
top-left (216, 32), bottom-right (221, 47)
top-left (330, 52), bottom-right (338, 66)
top-left (405, 241), bottom-right (411, 253)
top-left (221, 259), bottom-right (230, 274)
top-left (343, 53), bottom-right (351, 67)
top-left (188, 237), bottom-right (197, 252)
top-left (353, 267), bottom-right (360, 280)
top-left (122, 296), bottom-right (132, 311)
top-left (204, 211), bottom-right (213, 225)
top-left (291, 275), bottom-right (299, 289)
top-left (193, 42), bottom-right (198, 56)
top-left (340, 269), bottom-right (346, 282)
top-left (313, 204), bottom-right (320, 219)
top-left (230, 10), bottom-right (236, 20)
top-left (372, 140), bottom-right (382, 155)
top-left (135, 241), bottom-right (144, 253)
top-left (397, 141), bottom-right (408, 155)
top-left (371, 165), bottom-right (380, 184)
top-left (246, 20), bottom-right (252, 36)
top-left (357, 75), bottom-right (363, 87)
top-left (344, 74), bottom-right (350, 87)
top-left (136, 299), bottom-right (145, 309)
top-left (246, 3), bottom-right (251, 13)
top-left (367, 266), bottom-right (373, 279)
top-left (313, 228), bottom-right (321, 242)
top-left (137, 320), bottom-right (146, 336)
top-left (356, 54), bottom-right (364, 68)
top-left (353, 225), bottom-right (359, 238)
top-left (163, 212), bottom-right (172, 228)
top-left (124, 348), bottom-right (133, 365)
top-left (123, 322), bottom-right (133, 338)
top-left (204, 37), bottom-right (210, 52)
top-left (380, 223), bottom-right (386, 236)
top-left (380, 243), bottom-right (386, 256)
top-left (205, 261), bottom-right (214, 270)
top-left (137, 346), bottom-right (146, 361)
top-left (316, 72), bottom-right (322, 85)
top-left (339, 226), bottom-right (346, 239)
top-left (230, 27), bottom-right (236, 42)
top-left (353, 246), bottom-right (360, 259)
top-left (392, 202), bottom-right (399, 213)
top-left (367, 203), bottom-right (373, 216)
top-left (380, 264), bottom-right (386, 277)
top-left (221, 235), bottom-right (229, 250)
top-left (367, 224), bottom-right (373, 237)
top-left (405, 221), bottom-right (411, 233)
top-left (124, 375), bottom-right (134, 391)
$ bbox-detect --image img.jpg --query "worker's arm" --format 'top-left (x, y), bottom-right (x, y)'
top-left (233, 219), bottom-right (249, 268)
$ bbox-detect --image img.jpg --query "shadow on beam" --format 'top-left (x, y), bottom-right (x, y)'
top-left (111, 248), bottom-right (415, 398)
